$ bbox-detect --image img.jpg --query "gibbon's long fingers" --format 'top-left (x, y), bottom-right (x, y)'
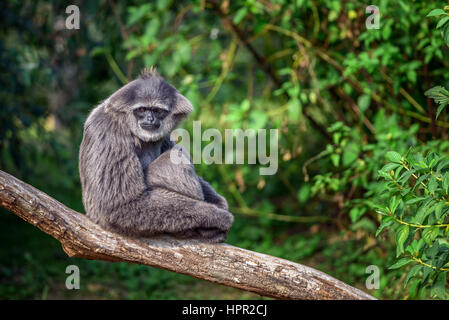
top-left (192, 201), bottom-right (234, 231)
top-left (196, 228), bottom-right (227, 242)
top-left (170, 227), bottom-right (227, 243)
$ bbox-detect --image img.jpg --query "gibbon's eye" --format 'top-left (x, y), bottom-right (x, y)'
top-left (153, 108), bottom-right (162, 114)
top-left (138, 107), bottom-right (146, 113)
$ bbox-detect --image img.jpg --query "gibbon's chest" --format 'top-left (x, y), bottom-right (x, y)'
top-left (136, 141), bottom-right (163, 171)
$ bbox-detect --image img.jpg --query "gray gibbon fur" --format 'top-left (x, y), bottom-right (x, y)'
top-left (79, 68), bottom-right (234, 242)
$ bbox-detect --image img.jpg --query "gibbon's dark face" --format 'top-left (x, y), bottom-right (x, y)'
top-left (105, 70), bottom-right (193, 143)
top-left (133, 105), bottom-right (169, 131)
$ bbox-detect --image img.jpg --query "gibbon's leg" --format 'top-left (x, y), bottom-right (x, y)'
top-left (105, 188), bottom-right (234, 240)
top-left (147, 148), bottom-right (229, 210)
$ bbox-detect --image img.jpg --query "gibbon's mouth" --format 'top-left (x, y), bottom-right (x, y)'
top-left (140, 123), bottom-right (160, 131)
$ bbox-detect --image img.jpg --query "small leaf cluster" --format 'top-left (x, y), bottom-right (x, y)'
top-left (424, 7), bottom-right (449, 119)
top-left (427, 7), bottom-right (449, 46)
top-left (425, 86), bottom-right (449, 120)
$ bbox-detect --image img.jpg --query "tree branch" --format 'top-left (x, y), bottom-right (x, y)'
top-left (0, 170), bottom-right (375, 300)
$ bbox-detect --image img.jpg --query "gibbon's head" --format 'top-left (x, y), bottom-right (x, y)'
top-left (105, 67), bottom-right (193, 142)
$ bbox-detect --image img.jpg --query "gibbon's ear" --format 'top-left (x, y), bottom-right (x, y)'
top-left (104, 81), bottom-right (138, 114)
top-left (103, 97), bottom-right (115, 113)
top-left (104, 91), bottom-right (125, 114)
top-left (173, 92), bottom-right (193, 115)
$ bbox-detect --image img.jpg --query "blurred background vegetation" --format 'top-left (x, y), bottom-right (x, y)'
top-left (1, 0), bottom-right (449, 300)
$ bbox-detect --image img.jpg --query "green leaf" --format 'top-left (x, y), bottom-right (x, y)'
top-left (405, 197), bottom-right (425, 205)
top-left (156, 0), bottom-right (169, 11)
top-left (409, 278), bottom-right (420, 297)
top-left (241, 99), bottom-right (250, 111)
top-left (443, 172), bottom-right (449, 193)
top-left (378, 169), bottom-right (393, 180)
top-left (422, 266), bottom-right (434, 284)
top-left (376, 216), bottom-right (395, 236)
top-left (398, 170), bottom-right (414, 184)
top-left (297, 184), bottom-right (311, 204)
top-left (414, 205), bottom-right (430, 224)
top-left (127, 4), bottom-right (152, 26)
top-left (400, 187), bottom-right (411, 197)
top-left (431, 272), bottom-right (447, 299)
top-left (233, 7), bottom-right (248, 24)
top-left (249, 110), bottom-right (268, 129)
top-left (436, 102), bottom-right (448, 120)
top-left (423, 227), bottom-right (440, 246)
top-left (426, 243), bottom-right (439, 259)
top-left (436, 252), bottom-right (449, 270)
top-left (395, 166), bottom-right (405, 179)
top-left (427, 9), bottom-right (446, 17)
top-left (330, 154), bottom-right (340, 167)
top-left (287, 98), bottom-right (301, 120)
top-left (386, 151), bottom-right (402, 163)
top-left (435, 201), bottom-right (446, 220)
top-left (437, 16), bottom-right (449, 29)
top-left (412, 174), bottom-right (429, 191)
top-left (405, 265), bottom-right (422, 285)
top-left (389, 257), bottom-right (412, 269)
top-left (437, 159), bottom-right (449, 173)
top-left (443, 23), bottom-right (449, 46)
top-left (350, 207), bottom-right (366, 223)
top-left (90, 47), bottom-right (107, 57)
top-left (357, 94), bottom-right (371, 113)
top-left (389, 196), bottom-right (401, 214)
top-left (381, 163), bottom-right (400, 172)
top-left (425, 86), bottom-right (449, 108)
top-left (409, 239), bottom-right (424, 254)
top-left (342, 142), bottom-right (359, 167)
top-left (396, 225), bottom-right (410, 256)
top-left (428, 177), bottom-right (438, 194)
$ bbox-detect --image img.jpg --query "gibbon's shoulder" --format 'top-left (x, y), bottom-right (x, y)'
top-left (83, 102), bottom-right (122, 136)
top-left (84, 103), bottom-right (108, 128)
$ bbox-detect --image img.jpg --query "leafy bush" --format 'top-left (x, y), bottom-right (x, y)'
top-left (376, 149), bottom-right (449, 299)
top-left (309, 5), bottom-right (449, 299)
top-left (374, 7), bottom-right (449, 299)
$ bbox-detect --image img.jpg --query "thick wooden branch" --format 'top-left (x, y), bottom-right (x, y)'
top-left (0, 170), bottom-right (375, 300)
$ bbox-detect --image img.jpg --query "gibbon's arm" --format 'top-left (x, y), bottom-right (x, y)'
top-left (80, 116), bottom-right (232, 237)
top-left (79, 115), bottom-right (147, 219)
top-left (159, 137), bottom-right (229, 211)
top-left (198, 177), bottom-right (229, 211)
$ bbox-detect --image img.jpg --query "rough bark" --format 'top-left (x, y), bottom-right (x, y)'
top-left (0, 170), bottom-right (375, 300)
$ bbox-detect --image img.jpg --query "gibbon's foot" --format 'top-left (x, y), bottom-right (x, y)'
top-left (171, 227), bottom-right (228, 243)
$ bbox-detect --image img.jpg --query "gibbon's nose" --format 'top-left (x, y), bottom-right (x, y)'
top-left (141, 117), bottom-right (160, 130)
top-left (146, 114), bottom-right (156, 124)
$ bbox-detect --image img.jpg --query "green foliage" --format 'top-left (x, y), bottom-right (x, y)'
top-left (427, 7), bottom-right (449, 46)
top-left (310, 112), bottom-right (420, 224)
top-left (371, 6), bottom-right (449, 299)
top-left (376, 149), bottom-right (449, 299)
top-left (424, 6), bottom-right (449, 120)
top-left (305, 3), bottom-right (449, 299)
